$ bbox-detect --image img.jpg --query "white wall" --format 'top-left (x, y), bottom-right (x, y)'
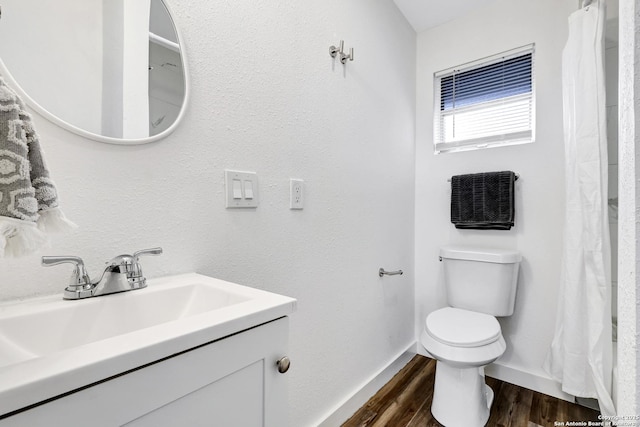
top-left (415, 0), bottom-right (577, 398)
top-left (0, 0), bottom-right (416, 426)
top-left (617, 0), bottom-right (639, 415)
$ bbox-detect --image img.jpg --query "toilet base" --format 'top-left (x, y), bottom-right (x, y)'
top-left (431, 361), bottom-right (494, 427)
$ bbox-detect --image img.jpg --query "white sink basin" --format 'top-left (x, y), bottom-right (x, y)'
top-left (0, 280), bottom-right (250, 367)
top-left (0, 273), bottom-right (296, 416)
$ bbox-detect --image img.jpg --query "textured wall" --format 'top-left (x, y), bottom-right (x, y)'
top-left (0, 1), bottom-right (416, 425)
top-left (617, 0), bottom-right (639, 415)
top-left (415, 0), bottom-right (577, 397)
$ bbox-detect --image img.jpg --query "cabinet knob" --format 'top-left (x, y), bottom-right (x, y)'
top-left (276, 356), bottom-right (291, 373)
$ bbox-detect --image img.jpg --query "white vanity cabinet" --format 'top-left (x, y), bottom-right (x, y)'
top-left (1, 317), bottom-right (290, 427)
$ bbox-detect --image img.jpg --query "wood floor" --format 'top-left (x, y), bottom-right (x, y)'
top-left (342, 355), bottom-right (601, 427)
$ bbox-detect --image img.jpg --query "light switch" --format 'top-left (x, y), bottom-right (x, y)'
top-left (225, 169), bottom-right (259, 208)
top-left (232, 179), bottom-right (243, 199)
top-left (244, 180), bottom-right (254, 199)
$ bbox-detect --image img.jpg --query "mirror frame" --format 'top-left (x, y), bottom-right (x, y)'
top-left (0, 0), bottom-right (189, 145)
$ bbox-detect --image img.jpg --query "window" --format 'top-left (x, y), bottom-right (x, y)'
top-left (434, 44), bottom-right (535, 154)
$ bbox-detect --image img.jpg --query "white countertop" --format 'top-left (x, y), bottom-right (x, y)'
top-left (0, 273), bottom-right (296, 416)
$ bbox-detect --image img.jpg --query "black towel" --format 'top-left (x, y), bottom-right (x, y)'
top-left (450, 171), bottom-right (515, 230)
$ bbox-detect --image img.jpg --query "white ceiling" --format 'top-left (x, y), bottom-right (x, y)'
top-left (393, 0), bottom-right (496, 33)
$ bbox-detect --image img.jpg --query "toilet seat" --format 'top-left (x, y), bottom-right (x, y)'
top-left (421, 307), bottom-right (506, 368)
top-left (426, 307), bottom-right (501, 348)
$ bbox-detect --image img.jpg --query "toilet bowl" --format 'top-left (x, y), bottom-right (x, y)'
top-left (421, 247), bottom-right (521, 427)
top-left (420, 307), bottom-right (506, 426)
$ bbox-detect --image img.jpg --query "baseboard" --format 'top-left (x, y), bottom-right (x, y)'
top-left (484, 362), bottom-right (575, 403)
top-left (315, 342), bottom-right (417, 427)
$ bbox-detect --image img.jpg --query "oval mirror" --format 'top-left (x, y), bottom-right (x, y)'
top-left (0, 0), bottom-right (189, 145)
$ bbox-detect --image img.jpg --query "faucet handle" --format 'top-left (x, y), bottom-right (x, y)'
top-left (133, 247), bottom-right (163, 260)
top-left (106, 247), bottom-right (163, 289)
top-left (42, 256), bottom-right (93, 298)
top-left (107, 248), bottom-right (162, 271)
top-left (130, 247), bottom-right (162, 288)
top-left (131, 247), bottom-right (163, 274)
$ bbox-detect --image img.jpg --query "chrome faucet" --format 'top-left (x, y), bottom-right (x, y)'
top-left (42, 248), bottom-right (163, 300)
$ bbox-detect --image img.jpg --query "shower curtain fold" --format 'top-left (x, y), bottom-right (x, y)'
top-left (543, 0), bottom-right (615, 417)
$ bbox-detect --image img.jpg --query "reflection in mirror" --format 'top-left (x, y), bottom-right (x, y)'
top-left (0, 0), bottom-right (188, 144)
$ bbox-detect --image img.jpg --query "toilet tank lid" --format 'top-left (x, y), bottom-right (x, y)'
top-left (440, 246), bottom-right (522, 263)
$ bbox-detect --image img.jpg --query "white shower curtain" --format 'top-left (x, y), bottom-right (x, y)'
top-left (543, 0), bottom-right (615, 417)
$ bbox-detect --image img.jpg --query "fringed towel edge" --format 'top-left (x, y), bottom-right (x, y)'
top-left (37, 207), bottom-right (78, 234)
top-left (0, 217), bottom-right (48, 258)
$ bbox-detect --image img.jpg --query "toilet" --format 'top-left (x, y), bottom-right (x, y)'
top-left (420, 246), bottom-right (521, 427)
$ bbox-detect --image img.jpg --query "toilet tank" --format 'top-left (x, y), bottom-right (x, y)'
top-left (440, 246), bottom-right (522, 317)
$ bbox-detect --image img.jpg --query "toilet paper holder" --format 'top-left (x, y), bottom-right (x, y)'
top-left (379, 268), bottom-right (403, 277)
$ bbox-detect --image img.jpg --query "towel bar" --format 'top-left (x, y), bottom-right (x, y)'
top-left (447, 173), bottom-right (519, 182)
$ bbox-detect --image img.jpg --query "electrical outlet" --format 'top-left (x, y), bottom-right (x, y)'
top-left (290, 179), bottom-right (304, 210)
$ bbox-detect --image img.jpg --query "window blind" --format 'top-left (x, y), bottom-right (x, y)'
top-left (434, 45), bottom-right (535, 154)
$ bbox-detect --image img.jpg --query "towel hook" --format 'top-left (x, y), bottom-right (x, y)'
top-left (329, 40), bottom-right (344, 59)
top-left (340, 48), bottom-right (354, 64)
top-left (330, 40), bottom-right (354, 65)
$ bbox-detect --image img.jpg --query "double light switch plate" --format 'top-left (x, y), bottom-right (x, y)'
top-left (225, 170), bottom-right (258, 208)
